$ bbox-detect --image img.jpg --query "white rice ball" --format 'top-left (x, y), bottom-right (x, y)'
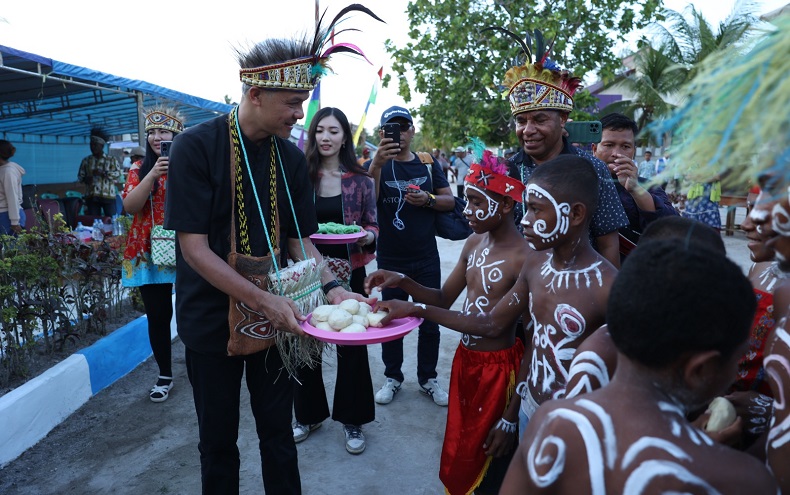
top-left (312, 304), bottom-right (336, 322)
top-left (328, 308), bottom-right (353, 330)
top-left (338, 299), bottom-right (360, 315)
top-left (352, 315), bottom-right (368, 327)
top-left (315, 321), bottom-right (335, 332)
top-left (366, 311), bottom-right (388, 328)
top-left (340, 323), bottom-right (367, 333)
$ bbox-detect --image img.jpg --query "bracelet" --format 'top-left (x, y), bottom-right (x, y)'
top-left (322, 280), bottom-right (341, 295)
top-left (495, 418), bottom-right (517, 434)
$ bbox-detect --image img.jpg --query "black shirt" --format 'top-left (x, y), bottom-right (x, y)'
top-left (164, 114), bottom-right (318, 354)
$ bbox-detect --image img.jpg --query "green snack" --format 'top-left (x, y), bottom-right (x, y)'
top-left (317, 222), bottom-right (362, 234)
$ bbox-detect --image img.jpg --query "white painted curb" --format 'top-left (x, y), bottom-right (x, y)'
top-left (0, 295), bottom-right (177, 467)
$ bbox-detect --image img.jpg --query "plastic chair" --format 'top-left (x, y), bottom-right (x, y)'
top-left (65, 190), bottom-right (83, 198)
top-left (36, 199), bottom-right (63, 227)
top-left (39, 193), bottom-right (58, 199)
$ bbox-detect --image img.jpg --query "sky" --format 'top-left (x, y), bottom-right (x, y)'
top-left (2, 0), bottom-right (787, 133)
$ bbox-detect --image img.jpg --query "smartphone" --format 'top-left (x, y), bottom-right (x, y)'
top-left (159, 141), bottom-right (173, 157)
top-left (382, 123), bottom-right (401, 145)
top-left (565, 121), bottom-right (602, 144)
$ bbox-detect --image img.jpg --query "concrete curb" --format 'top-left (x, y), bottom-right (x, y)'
top-left (0, 295), bottom-right (176, 467)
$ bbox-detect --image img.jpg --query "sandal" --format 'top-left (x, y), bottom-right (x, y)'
top-left (149, 375), bottom-right (173, 403)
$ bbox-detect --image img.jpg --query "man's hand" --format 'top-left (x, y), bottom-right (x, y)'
top-left (404, 188), bottom-right (432, 207)
top-left (11, 224), bottom-right (22, 234)
top-left (364, 269), bottom-right (406, 295)
top-left (356, 230), bottom-right (375, 246)
top-left (256, 291), bottom-right (306, 336)
top-left (370, 138), bottom-right (400, 169)
top-left (691, 413), bottom-right (744, 447)
top-left (609, 153), bottom-right (642, 193)
top-left (372, 299), bottom-right (420, 324)
top-left (483, 422), bottom-right (517, 457)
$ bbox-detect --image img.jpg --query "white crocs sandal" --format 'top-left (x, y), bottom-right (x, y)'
top-left (149, 375), bottom-right (173, 403)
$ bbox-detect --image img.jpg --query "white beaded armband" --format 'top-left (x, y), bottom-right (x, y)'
top-left (496, 418), bottom-right (517, 434)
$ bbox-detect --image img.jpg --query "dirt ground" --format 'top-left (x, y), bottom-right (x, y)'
top-left (0, 231), bottom-right (753, 494)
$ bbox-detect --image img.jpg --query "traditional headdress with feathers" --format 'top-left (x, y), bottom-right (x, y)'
top-left (483, 27), bottom-right (581, 115)
top-left (465, 149), bottom-right (526, 202)
top-left (144, 104), bottom-right (185, 134)
top-left (238, 4), bottom-right (384, 90)
top-left (653, 14), bottom-right (790, 189)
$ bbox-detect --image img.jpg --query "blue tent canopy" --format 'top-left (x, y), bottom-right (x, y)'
top-left (0, 45), bottom-right (233, 184)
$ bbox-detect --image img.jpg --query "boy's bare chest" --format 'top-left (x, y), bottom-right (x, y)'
top-left (464, 245), bottom-right (520, 311)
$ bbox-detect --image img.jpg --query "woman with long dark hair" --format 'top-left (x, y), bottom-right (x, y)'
top-left (293, 107), bottom-right (378, 454)
top-left (121, 106), bottom-right (184, 402)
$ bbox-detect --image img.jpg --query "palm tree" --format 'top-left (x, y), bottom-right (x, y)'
top-left (654, 1), bottom-right (759, 83)
top-left (599, 45), bottom-right (683, 145)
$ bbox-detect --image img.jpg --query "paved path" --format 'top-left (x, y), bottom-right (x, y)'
top-left (0, 216), bottom-right (753, 494)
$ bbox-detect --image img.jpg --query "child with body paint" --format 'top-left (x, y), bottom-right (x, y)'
top-left (565, 214), bottom-right (776, 452)
top-left (500, 240), bottom-right (778, 494)
top-left (365, 150), bottom-right (529, 495)
top-left (368, 154), bottom-right (618, 492)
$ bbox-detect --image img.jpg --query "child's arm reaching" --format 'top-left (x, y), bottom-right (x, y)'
top-left (375, 263), bottom-right (530, 339)
top-left (365, 245), bottom-right (471, 308)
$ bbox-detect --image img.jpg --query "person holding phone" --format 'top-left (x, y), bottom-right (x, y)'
top-left (77, 127), bottom-right (123, 217)
top-left (364, 106), bottom-right (456, 407)
top-left (292, 107), bottom-right (378, 454)
top-left (121, 106), bottom-right (184, 402)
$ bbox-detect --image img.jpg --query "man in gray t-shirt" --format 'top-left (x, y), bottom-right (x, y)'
top-left (452, 147), bottom-right (474, 197)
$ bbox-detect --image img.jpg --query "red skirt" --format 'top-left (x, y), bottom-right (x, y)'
top-left (439, 339), bottom-right (524, 495)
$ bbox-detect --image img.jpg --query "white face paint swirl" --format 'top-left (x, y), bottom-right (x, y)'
top-left (463, 184), bottom-right (499, 221)
top-left (772, 200), bottom-right (790, 236)
top-left (526, 183), bottom-right (570, 243)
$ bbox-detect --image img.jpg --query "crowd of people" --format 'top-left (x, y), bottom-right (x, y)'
top-left (3, 6), bottom-right (789, 495)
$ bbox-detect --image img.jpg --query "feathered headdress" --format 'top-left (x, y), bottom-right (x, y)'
top-left (483, 27), bottom-right (581, 115)
top-left (652, 14), bottom-right (790, 189)
top-left (144, 104), bottom-right (185, 134)
top-left (239, 4), bottom-right (384, 90)
top-left (465, 149), bottom-right (526, 202)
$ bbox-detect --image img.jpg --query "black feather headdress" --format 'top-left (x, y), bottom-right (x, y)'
top-left (239, 4), bottom-right (384, 90)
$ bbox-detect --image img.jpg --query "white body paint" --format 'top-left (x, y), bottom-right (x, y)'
top-left (461, 247), bottom-right (506, 348)
top-left (541, 253), bottom-right (603, 294)
top-left (566, 351), bottom-right (611, 398)
top-left (525, 397), bottom-right (723, 494)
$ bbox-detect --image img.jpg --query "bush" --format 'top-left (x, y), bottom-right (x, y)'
top-left (0, 213), bottom-right (131, 387)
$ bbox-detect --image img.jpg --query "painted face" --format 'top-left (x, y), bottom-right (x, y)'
top-left (314, 115), bottom-right (345, 160)
top-left (742, 188), bottom-right (777, 263)
top-left (256, 89), bottom-right (309, 139)
top-left (146, 128), bottom-right (175, 157)
top-left (514, 110), bottom-right (566, 164)
top-left (593, 128), bottom-right (636, 176)
top-left (522, 182), bottom-right (570, 250)
top-left (462, 185), bottom-right (500, 233)
top-left (767, 187), bottom-right (790, 268)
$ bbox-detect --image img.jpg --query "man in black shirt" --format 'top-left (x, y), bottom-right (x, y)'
top-left (165, 37), bottom-right (371, 494)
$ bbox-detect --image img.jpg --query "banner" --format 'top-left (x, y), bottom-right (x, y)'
top-left (352, 67), bottom-right (383, 147)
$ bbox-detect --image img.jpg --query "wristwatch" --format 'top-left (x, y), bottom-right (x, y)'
top-left (423, 193), bottom-right (436, 208)
top-left (322, 280), bottom-right (341, 295)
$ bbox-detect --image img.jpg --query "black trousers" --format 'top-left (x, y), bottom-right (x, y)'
top-left (139, 283), bottom-right (173, 378)
top-left (185, 346), bottom-right (301, 495)
top-left (293, 267), bottom-right (375, 426)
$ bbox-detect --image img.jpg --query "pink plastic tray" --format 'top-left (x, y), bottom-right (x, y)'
top-left (310, 231), bottom-right (366, 244)
top-left (301, 314), bottom-right (423, 345)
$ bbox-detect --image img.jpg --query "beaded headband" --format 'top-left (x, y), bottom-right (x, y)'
top-left (144, 110), bottom-right (184, 134)
top-left (240, 56), bottom-right (323, 90)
